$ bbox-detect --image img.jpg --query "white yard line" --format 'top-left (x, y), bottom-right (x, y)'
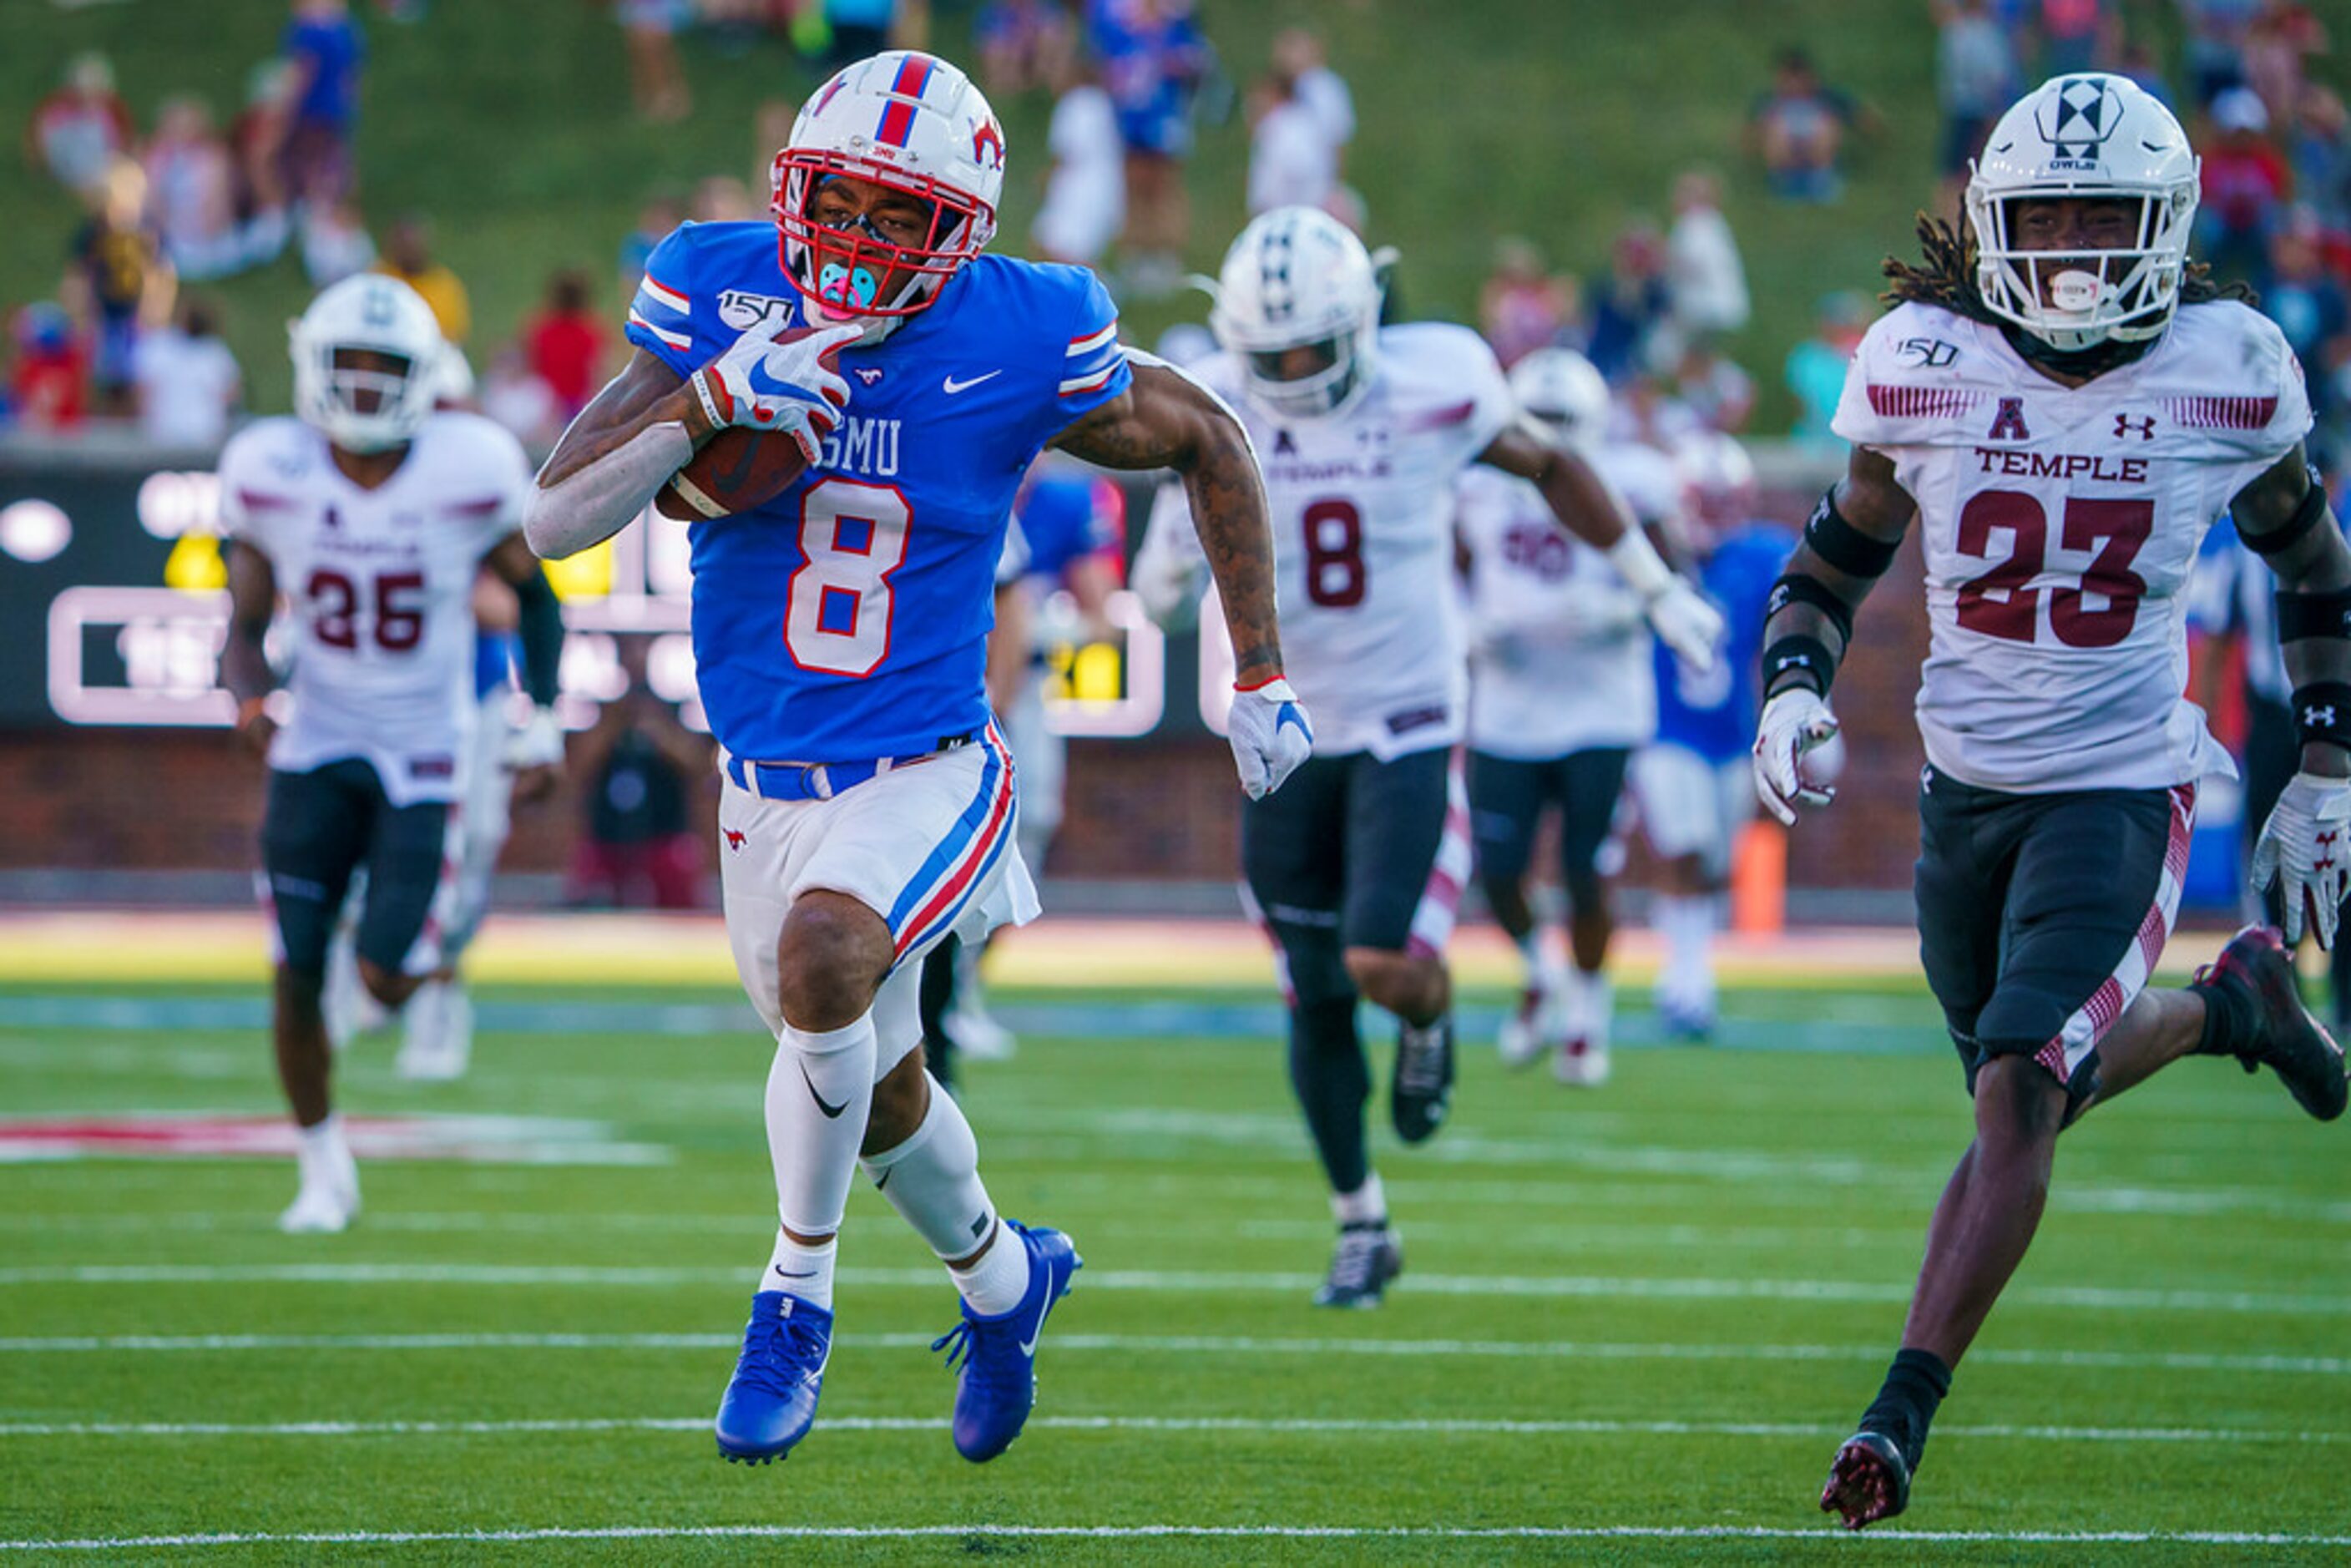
top-left (0, 1414), bottom-right (2343, 1445)
top-left (4, 1524), bottom-right (2348, 1551)
top-left (0, 1330), bottom-right (2343, 1377)
top-left (0, 1261), bottom-right (2341, 1314)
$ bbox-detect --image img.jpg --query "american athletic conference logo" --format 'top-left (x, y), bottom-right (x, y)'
top-left (2036, 76), bottom-right (2121, 169)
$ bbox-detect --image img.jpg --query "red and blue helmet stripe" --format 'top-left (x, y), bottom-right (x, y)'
top-left (873, 55), bottom-right (934, 149)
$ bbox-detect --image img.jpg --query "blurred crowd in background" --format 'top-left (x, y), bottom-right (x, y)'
top-left (5, 0), bottom-right (2348, 476)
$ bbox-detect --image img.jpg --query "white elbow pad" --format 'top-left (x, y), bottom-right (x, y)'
top-left (523, 422), bottom-right (694, 559)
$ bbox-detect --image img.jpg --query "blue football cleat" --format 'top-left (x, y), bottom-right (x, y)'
top-left (714, 1291), bottom-right (832, 1464)
top-left (930, 1220), bottom-right (1081, 1463)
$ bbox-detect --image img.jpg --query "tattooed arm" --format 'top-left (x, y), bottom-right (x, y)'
top-left (1051, 358), bottom-right (1284, 687)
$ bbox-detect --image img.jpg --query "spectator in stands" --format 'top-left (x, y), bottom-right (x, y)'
top-left (618, 190), bottom-right (685, 298)
top-left (8, 303), bottom-right (88, 432)
top-left (2030, 0), bottom-right (2114, 76)
top-left (281, 0), bottom-right (367, 210)
top-left (1272, 28), bottom-right (1355, 169)
top-left (2180, 0), bottom-right (2260, 108)
top-left (1672, 338), bottom-right (1755, 433)
top-left (301, 196), bottom-right (375, 285)
top-left (1784, 291), bottom-right (1868, 452)
top-left (478, 341), bottom-right (563, 448)
top-left (1934, 1), bottom-right (2019, 204)
top-left (567, 645), bottom-right (708, 911)
top-left (374, 214), bottom-right (471, 346)
top-left (827, 0), bottom-right (902, 65)
top-left (1479, 236), bottom-right (1578, 370)
top-left (524, 269), bottom-right (609, 422)
top-left (131, 294), bottom-right (241, 448)
top-left (2263, 209), bottom-right (2347, 412)
top-left (978, 0), bottom-right (1076, 97)
top-left (1032, 57), bottom-right (1125, 266)
top-left (1748, 47), bottom-right (1860, 203)
top-left (2200, 87), bottom-right (2293, 283)
top-left (230, 61), bottom-right (297, 271)
top-left (691, 175), bottom-right (756, 223)
top-left (1665, 169), bottom-right (1749, 341)
top-left (27, 53), bottom-right (133, 203)
top-left (1246, 58), bottom-right (1339, 217)
top-left (66, 159), bottom-right (174, 418)
top-left (143, 99), bottom-right (242, 282)
top-left (616, 0), bottom-right (692, 123)
top-left (2244, 0), bottom-right (2328, 130)
top-left (2290, 83), bottom-right (2348, 225)
top-left (1585, 221), bottom-right (1672, 382)
top-left (752, 97), bottom-right (798, 190)
top-left (1093, 0), bottom-right (1211, 298)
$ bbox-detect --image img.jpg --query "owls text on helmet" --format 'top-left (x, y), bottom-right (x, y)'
top-left (1966, 73), bottom-right (2200, 352)
top-left (1208, 207), bottom-right (1385, 420)
top-left (289, 274), bottom-right (445, 454)
top-left (773, 51), bottom-right (1005, 319)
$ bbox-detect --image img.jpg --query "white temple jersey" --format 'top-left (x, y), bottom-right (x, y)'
top-left (1833, 299), bottom-right (2309, 793)
top-left (1454, 443), bottom-right (1675, 757)
top-left (1165, 322), bottom-right (1516, 759)
top-left (217, 412), bottom-right (531, 805)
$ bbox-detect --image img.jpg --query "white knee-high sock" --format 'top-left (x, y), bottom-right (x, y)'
top-left (861, 1081), bottom-right (1029, 1315)
top-left (761, 1014), bottom-right (877, 1307)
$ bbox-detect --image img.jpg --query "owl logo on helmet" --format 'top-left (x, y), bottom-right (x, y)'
top-left (1967, 73), bottom-right (2200, 352)
top-left (771, 51), bottom-right (1004, 319)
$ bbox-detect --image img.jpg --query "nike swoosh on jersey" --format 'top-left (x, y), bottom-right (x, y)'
top-left (799, 1061), bottom-right (849, 1120)
top-left (942, 371), bottom-right (1003, 394)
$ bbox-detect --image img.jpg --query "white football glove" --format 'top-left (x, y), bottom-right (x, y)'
top-left (503, 704), bottom-right (565, 771)
top-left (2250, 770), bottom-right (2351, 948)
top-left (1752, 685), bottom-right (1841, 826)
top-left (1644, 578), bottom-right (1727, 673)
top-left (688, 321), bottom-right (861, 464)
top-left (1226, 678), bottom-right (1314, 801)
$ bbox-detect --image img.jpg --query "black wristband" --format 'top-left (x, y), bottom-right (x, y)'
top-left (2292, 682), bottom-right (2351, 751)
top-left (2276, 586), bottom-right (2351, 642)
top-left (2241, 466), bottom-right (2332, 559)
top-left (1762, 634), bottom-right (1837, 698)
top-left (1804, 490), bottom-right (1901, 579)
top-left (1766, 572), bottom-right (1856, 646)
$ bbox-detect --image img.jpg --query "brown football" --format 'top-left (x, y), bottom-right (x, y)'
top-left (655, 426), bottom-right (810, 521)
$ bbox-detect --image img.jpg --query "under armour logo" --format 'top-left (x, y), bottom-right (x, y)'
top-left (2113, 412), bottom-right (2156, 440)
top-left (1986, 397), bottom-right (2030, 442)
top-left (1775, 654), bottom-right (1813, 671)
top-left (723, 827), bottom-right (746, 852)
top-left (2307, 706), bottom-right (2336, 730)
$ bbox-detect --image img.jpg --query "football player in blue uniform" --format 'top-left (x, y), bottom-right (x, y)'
top-left (523, 51), bottom-right (1310, 1467)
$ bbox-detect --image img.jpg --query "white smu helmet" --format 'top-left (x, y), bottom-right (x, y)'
top-left (1966, 73), bottom-right (2200, 352)
top-left (1508, 348), bottom-right (1611, 454)
top-left (773, 50), bottom-right (1005, 317)
top-left (1208, 206), bottom-right (1383, 420)
top-left (289, 274), bottom-right (443, 454)
top-left (1671, 429), bottom-right (1757, 529)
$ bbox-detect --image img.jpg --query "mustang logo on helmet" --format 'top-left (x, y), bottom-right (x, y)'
top-left (972, 118), bottom-right (1004, 173)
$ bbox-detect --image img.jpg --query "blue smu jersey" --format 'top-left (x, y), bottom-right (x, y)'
top-left (473, 630), bottom-right (518, 701)
top-left (625, 222), bottom-right (1131, 761)
top-left (1654, 524), bottom-right (1795, 761)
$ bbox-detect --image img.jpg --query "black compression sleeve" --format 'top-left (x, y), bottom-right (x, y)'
top-left (2241, 466), bottom-right (2331, 559)
top-left (1767, 572), bottom-right (1856, 646)
top-left (2276, 586), bottom-right (2351, 643)
top-left (513, 566), bottom-right (565, 707)
top-left (1804, 489), bottom-right (1901, 579)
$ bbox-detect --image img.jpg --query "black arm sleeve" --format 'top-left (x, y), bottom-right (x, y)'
top-left (513, 566), bottom-right (564, 708)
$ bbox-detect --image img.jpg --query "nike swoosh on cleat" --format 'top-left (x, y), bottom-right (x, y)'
top-left (942, 371), bottom-right (1002, 394)
top-left (799, 1061), bottom-right (849, 1120)
top-left (1016, 1282), bottom-right (1053, 1358)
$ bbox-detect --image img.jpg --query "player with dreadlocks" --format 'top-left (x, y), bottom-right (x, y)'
top-left (1752, 73), bottom-right (2351, 1530)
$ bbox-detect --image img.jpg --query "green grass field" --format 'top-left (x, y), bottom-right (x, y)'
top-left (2, 972), bottom-right (2347, 1563)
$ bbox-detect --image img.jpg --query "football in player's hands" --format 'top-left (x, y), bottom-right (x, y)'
top-left (656, 427), bottom-right (814, 521)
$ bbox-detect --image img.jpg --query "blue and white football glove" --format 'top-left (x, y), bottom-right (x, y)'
top-left (689, 321), bottom-right (862, 464)
top-left (2251, 770), bottom-right (2351, 948)
top-left (1227, 677), bottom-right (1314, 800)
